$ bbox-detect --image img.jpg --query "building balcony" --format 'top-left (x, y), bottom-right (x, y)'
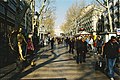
top-left (0, 4), bottom-right (5, 15)
top-left (108, 0), bottom-right (113, 3)
top-left (114, 6), bottom-right (118, 13)
top-left (115, 11), bottom-right (119, 15)
top-left (104, 11), bottom-right (108, 17)
top-left (115, 1), bottom-right (119, 6)
top-left (114, 17), bottom-right (118, 22)
top-left (110, 5), bottom-right (114, 11)
top-left (109, 2), bottom-right (113, 7)
top-left (105, 15), bottom-right (109, 20)
top-left (104, 20), bottom-right (109, 25)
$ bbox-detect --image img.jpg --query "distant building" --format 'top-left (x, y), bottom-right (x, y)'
top-left (0, 0), bottom-right (35, 34)
top-left (97, 0), bottom-right (120, 34)
top-left (77, 5), bottom-right (103, 35)
top-left (65, 4), bottom-right (103, 36)
top-left (55, 28), bottom-right (63, 37)
top-left (96, 0), bottom-right (120, 42)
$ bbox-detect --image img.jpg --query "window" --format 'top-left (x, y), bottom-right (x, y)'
top-left (0, 4), bottom-right (5, 14)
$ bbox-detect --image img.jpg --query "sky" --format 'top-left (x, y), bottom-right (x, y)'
top-left (55, 0), bottom-right (94, 29)
top-left (35, 0), bottom-right (94, 29)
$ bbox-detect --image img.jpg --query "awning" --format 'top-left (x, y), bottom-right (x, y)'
top-left (80, 31), bottom-right (90, 35)
top-left (74, 31), bottom-right (91, 37)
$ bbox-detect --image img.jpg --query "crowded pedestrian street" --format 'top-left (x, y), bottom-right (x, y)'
top-left (0, 0), bottom-right (120, 80)
top-left (7, 44), bottom-right (119, 80)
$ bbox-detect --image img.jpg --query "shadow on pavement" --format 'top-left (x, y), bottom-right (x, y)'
top-left (37, 48), bottom-right (51, 54)
top-left (21, 78), bottom-right (67, 80)
top-left (10, 50), bottom-right (69, 80)
top-left (75, 71), bottom-right (94, 80)
top-left (56, 46), bottom-right (65, 49)
top-left (40, 54), bottom-right (52, 59)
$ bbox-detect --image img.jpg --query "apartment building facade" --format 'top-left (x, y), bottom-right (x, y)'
top-left (0, 0), bottom-right (35, 68)
top-left (97, 0), bottom-right (120, 34)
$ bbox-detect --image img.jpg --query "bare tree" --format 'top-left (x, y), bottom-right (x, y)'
top-left (60, 22), bottom-right (70, 33)
top-left (62, 0), bottom-right (86, 34)
top-left (40, 0), bottom-right (56, 36)
top-left (96, 0), bottom-right (113, 32)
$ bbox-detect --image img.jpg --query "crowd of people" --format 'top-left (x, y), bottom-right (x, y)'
top-left (12, 27), bottom-right (119, 80)
top-left (63, 35), bottom-right (120, 80)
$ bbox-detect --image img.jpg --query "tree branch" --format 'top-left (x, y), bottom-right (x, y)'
top-left (96, 0), bottom-right (107, 8)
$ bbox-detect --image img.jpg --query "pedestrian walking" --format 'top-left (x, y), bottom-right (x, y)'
top-left (68, 38), bottom-right (74, 54)
top-left (75, 36), bottom-right (81, 64)
top-left (80, 37), bottom-right (88, 63)
top-left (50, 37), bottom-right (55, 50)
top-left (96, 36), bottom-right (103, 54)
top-left (27, 33), bottom-right (36, 66)
top-left (116, 37), bottom-right (120, 68)
top-left (75, 36), bottom-right (87, 64)
top-left (32, 34), bottom-right (39, 54)
top-left (65, 37), bottom-right (69, 49)
top-left (88, 36), bottom-right (94, 51)
top-left (103, 36), bottom-right (120, 80)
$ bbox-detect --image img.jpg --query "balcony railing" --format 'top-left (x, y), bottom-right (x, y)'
top-left (104, 19), bottom-right (109, 25)
top-left (114, 7), bottom-right (119, 15)
top-left (114, 17), bottom-right (118, 22)
top-left (109, 2), bottom-right (113, 8)
top-left (115, 1), bottom-right (119, 6)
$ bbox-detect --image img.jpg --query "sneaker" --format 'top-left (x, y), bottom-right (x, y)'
top-left (110, 78), bottom-right (114, 80)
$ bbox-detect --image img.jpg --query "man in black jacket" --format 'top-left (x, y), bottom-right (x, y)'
top-left (76, 37), bottom-right (87, 64)
top-left (68, 38), bottom-right (75, 54)
top-left (103, 36), bottom-right (119, 80)
top-left (75, 37), bottom-right (81, 64)
top-left (80, 38), bottom-right (87, 63)
top-left (50, 37), bottom-right (55, 50)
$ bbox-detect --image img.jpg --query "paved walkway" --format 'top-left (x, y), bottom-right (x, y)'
top-left (0, 46), bottom-right (49, 80)
top-left (11, 45), bottom-right (120, 80)
top-left (0, 63), bottom-right (16, 79)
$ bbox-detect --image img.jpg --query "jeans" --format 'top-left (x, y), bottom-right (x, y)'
top-left (108, 58), bottom-right (116, 78)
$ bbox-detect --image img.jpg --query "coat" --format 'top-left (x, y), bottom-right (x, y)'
top-left (76, 39), bottom-right (87, 53)
top-left (103, 40), bottom-right (119, 59)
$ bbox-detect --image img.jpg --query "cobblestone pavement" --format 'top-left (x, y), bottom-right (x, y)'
top-left (13, 45), bottom-right (120, 80)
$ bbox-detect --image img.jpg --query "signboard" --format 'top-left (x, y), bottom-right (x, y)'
top-left (105, 33), bottom-right (117, 43)
top-left (117, 28), bottom-right (120, 35)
